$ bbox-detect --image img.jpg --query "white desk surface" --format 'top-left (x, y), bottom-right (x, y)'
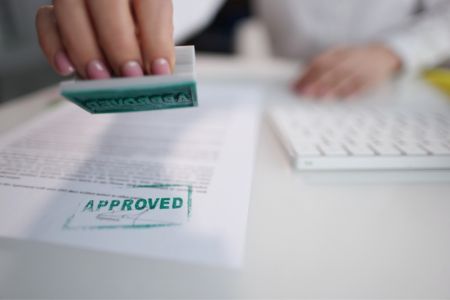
top-left (1, 55), bottom-right (450, 299)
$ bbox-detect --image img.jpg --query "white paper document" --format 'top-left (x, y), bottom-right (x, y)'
top-left (0, 83), bottom-right (261, 268)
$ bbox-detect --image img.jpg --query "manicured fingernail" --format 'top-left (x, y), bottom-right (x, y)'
top-left (54, 51), bottom-right (75, 76)
top-left (151, 58), bottom-right (171, 75)
top-left (86, 60), bottom-right (111, 79)
top-left (121, 61), bottom-right (144, 77)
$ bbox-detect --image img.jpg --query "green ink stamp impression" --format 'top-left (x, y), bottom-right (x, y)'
top-left (60, 46), bottom-right (197, 114)
top-left (64, 184), bottom-right (192, 230)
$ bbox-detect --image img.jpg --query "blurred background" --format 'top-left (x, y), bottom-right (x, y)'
top-left (0, 0), bottom-right (252, 103)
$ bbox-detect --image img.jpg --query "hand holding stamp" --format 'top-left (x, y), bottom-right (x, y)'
top-left (36, 0), bottom-right (175, 78)
top-left (36, 1), bottom-right (198, 113)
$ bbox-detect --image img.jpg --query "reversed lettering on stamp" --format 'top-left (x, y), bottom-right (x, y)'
top-left (63, 83), bottom-right (198, 114)
top-left (63, 184), bottom-right (192, 230)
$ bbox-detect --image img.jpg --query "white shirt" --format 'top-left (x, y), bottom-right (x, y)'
top-left (173, 0), bottom-right (450, 73)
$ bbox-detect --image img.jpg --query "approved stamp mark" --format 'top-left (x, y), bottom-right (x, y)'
top-left (63, 184), bottom-right (192, 230)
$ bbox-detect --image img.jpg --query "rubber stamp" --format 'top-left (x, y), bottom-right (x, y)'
top-left (60, 46), bottom-right (197, 114)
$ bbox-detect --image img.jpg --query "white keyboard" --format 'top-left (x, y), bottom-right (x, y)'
top-left (270, 102), bottom-right (450, 170)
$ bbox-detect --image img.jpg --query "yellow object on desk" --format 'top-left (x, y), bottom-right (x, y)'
top-left (424, 68), bottom-right (450, 97)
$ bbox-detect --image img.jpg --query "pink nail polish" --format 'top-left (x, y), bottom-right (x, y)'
top-left (54, 51), bottom-right (75, 76)
top-left (121, 61), bottom-right (144, 77)
top-left (151, 58), bottom-right (171, 75)
top-left (86, 60), bottom-right (111, 80)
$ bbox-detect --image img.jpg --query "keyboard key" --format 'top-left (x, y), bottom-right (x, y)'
top-left (292, 142), bottom-right (321, 157)
top-left (345, 144), bottom-right (375, 156)
top-left (369, 143), bottom-right (402, 156)
top-left (422, 142), bottom-right (450, 156)
top-left (396, 143), bottom-right (429, 156)
top-left (318, 143), bottom-right (348, 156)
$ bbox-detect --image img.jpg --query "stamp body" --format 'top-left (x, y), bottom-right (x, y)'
top-left (60, 46), bottom-right (197, 114)
top-left (63, 82), bottom-right (197, 114)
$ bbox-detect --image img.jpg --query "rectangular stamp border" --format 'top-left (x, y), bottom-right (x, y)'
top-left (63, 184), bottom-right (192, 230)
top-left (63, 81), bottom-right (198, 114)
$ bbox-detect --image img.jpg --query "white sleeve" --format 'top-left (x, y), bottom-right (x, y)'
top-left (383, 0), bottom-right (450, 73)
top-left (173, 0), bottom-right (225, 43)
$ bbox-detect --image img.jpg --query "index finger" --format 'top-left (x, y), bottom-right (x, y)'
top-left (133, 0), bottom-right (175, 75)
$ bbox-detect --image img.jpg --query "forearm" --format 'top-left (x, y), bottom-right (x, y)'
top-left (383, 1), bottom-right (450, 73)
